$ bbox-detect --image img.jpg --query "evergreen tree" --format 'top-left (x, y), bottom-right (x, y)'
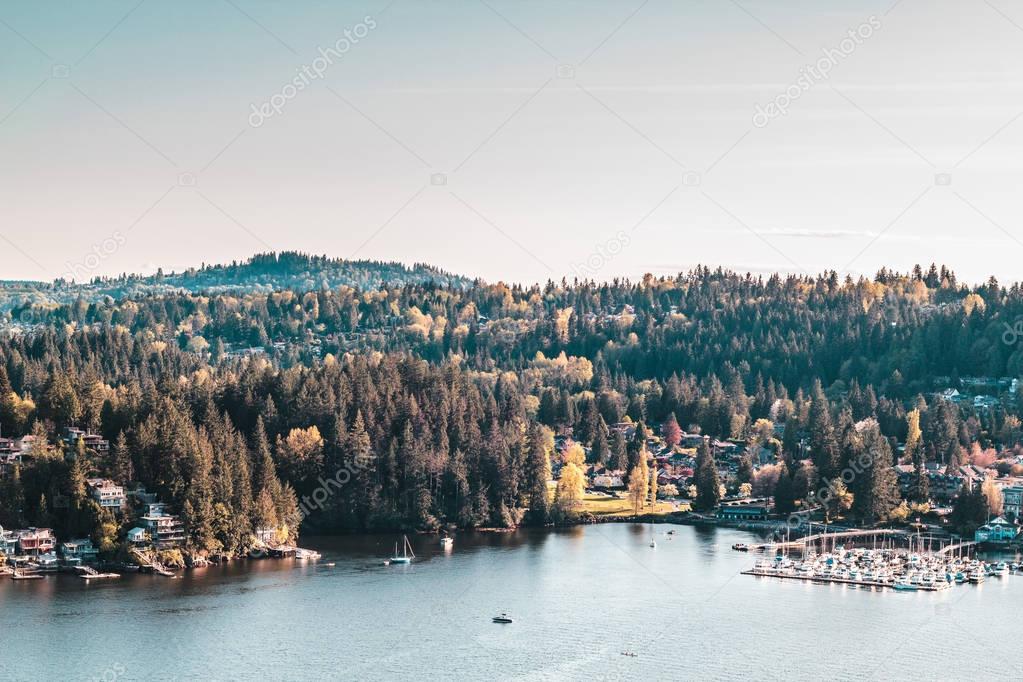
top-left (694, 440), bottom-right (721, 511)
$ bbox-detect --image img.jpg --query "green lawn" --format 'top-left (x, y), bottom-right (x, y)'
top-left (580, 491), bottom-right (689, 517)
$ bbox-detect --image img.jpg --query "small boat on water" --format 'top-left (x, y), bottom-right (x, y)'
top-left (731, 543), bottom-right (749, 552)
top-left (969, 569), bottom-right (985, 584)
top-left (893, 578), bottom-right (917, 591)
top-left (294, 548), bottom-right (321, 560)
top-left (492, 613), bottom-right (513, 624)
top-left (440, 537), bottom-right (454, 550)
top-left (389, 535), bottom-right (415, 565)
top-left (993, 562), bottom-right (1009, 577)
top-left (11, 570), bottom-right (44, 581)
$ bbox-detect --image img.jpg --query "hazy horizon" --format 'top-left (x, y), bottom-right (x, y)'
top-left (4, 0), bottom-right (1023, 285)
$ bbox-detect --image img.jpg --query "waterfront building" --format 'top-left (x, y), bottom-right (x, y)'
top-left (718, 504), bottom-right (770, 521)
top-left (87, 478), bottom-right (126, 513)
top-left (60, 538), bottom-right (99, 566)
top-left (0, 525), bottom-right (17, 556)
top-left (15, 528), bottom-right (56, 556)
top-left (974, 516), bottom-right (1018, 544)
top-left (139, 505), bottom-right (185, 548)
top-left (126, 527), bottom-right (150, 546)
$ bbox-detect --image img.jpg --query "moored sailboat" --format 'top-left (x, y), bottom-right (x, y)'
top-left (388, 535), bottom-right (416, 564)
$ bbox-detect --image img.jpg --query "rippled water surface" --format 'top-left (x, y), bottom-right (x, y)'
top-left (2, 524), bottom-right (1020, 681)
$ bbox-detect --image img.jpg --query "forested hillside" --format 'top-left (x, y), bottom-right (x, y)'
top-left (1, 260), bottom-right (1021, 558)
top-left (0, 251), bottom-right (468, 312)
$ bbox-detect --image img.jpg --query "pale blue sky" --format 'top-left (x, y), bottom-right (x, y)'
top-left (2, 0), bottom-right (1023, 284)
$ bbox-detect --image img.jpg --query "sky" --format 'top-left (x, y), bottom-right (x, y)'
top-left (2, 0), bottom-right (1023, 285)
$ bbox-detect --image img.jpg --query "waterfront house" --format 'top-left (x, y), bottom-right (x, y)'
top-left (60, 538), bottom-right (99, 566)
top-left (16, 527), bottom-right (56, 556)
top-left (254, 527), bottom-right (278, 545)
top-left (0, 525), bottom-right (17, 557)
top-left (126, 527), bottom-right (150, 547)
top-left (87, 478), bottom-right (126, 513)
top-left (974, 516), bottom-right (1017, 544)
top-left (140, 504), bottom-right (185, 548)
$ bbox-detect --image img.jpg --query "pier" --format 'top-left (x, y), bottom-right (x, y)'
top-left (938, 540), bottom-right (977, 556)
top-left (741, 569), bottom-right (949, 591)
top-left (758, 528), bottom-right (907, 551)
top-left (130, 549), bottom-right (176, 577)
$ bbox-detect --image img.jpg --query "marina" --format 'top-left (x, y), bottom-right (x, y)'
top-left (743, 529), bottom-right (1016, 592)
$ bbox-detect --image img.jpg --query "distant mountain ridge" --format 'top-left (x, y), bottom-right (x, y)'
top-left (0, 251), bottom-right (471, 311)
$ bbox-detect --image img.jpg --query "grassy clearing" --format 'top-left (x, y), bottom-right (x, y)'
top-left (580, 492), bottom-right (688, 517)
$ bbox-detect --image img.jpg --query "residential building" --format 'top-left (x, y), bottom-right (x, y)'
top-left (139, 504), bottom-right (185, 548)
top-left (60, 538), bottom-right (99, 566)
top-left (1002, 486), bottom-right (1023, 520)
top-left (87, 478), bottom-right (126, 512)
top-left (974, 516), bottom-right (1018, 544)
top-left (16, 527), bottom-right (56, 556)
top-left (126, 527), bottom-right (150, 547)
top-left (63, 427), bottom-right (110, 454)
top-left (0, 435), bottom-right (17, 455)
top-left (254, 527), bottom-right (277, 545)
top-left (894, 464), bottom-right (968, 501)
top-left (0, 525), bottom-right (17, 556)
top-left (592, 472), bottom-right (625, 489)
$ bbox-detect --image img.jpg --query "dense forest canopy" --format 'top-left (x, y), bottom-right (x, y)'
top-left (1, 258), bottom-right (1021, 557)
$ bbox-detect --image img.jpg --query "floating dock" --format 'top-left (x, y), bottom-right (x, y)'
top-left (742, 569), bottom-right (948, 591)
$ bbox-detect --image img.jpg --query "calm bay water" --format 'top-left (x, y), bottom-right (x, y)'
top-left (2, 524), bottom-right (1020, 681)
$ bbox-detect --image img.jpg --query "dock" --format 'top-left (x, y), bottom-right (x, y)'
top-left (77, 567), bottom-right (120, 580)
top-left (742, 569), bottom-right (947, 591)
top-left (130, 549), bottom-right (176, 577)
top-left (759, 528), bottom-right (907, 551)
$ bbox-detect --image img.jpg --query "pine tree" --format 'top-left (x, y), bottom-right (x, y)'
top-left (773, 461), bottom-right (796, 515)
top-left (808, 381), bottom-right (840, 481)
top-left (694, 440), bottom-right (721, 511)
top-left (591, 416), bottom-right (610, 465)
top-left (905, 409), bottom-right (929, 502)
top-left (850, 420), bottom-right (900, 523)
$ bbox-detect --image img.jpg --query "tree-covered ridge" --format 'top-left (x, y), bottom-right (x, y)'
top-left (1, 261), bottom-right (1022, 558)
top-left (7, 262), bottom-right (1023, 393)
top-left (0, 251), bottom-right (469, 313)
